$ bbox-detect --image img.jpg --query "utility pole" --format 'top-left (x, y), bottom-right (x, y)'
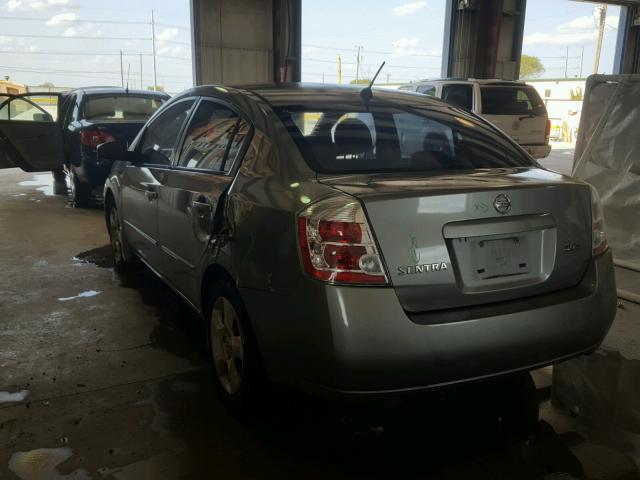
top-left (120, 50), bottom-right (124, 87)
top-left (322, 72), bottom-right (324, 83)
top-left (564, 46), bottom-right (569, 78)
top-left (355, 45), bottom-right (363, 82)
top-left (593, 4), bottom-right (607, 74)
top-left (579, 45), bottom-right (584, 77)
top-left (151, 9), bottom-right (158, 91)
top-left (337, 55), bottom-right (342, 84)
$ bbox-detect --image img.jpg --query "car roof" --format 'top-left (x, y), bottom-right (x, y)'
top-left (67, 86), bottom-right (170, 97)
top-left (411, 78), bottom-right (527, 86)
top-left (178, 82), bottom-right (450, 109)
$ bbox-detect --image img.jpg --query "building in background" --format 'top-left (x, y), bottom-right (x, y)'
top-left (0, 77), bottom-right (27, 95)
top-left (527, 78), bottom-right (585, 143)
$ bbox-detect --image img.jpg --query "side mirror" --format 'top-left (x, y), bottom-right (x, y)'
top-left (97, 141), bottom-right (141, 164)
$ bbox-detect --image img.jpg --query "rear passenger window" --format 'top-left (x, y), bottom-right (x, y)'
top-left (441, 84), bottom-right (473, 110)
top-left (177, 100), bottom-right (248, 173)
top-left (416, 84), bottom-right (436, 96)
top-left (139, 99), bottom-right (194, 166)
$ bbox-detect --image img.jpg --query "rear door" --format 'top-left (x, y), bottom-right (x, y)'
top-left (479, 85), bottom-right (547, 145)
top-left (159, 97), bottom-right (252, 303)
top-left (121, 98), bottom-right (196, 271)
top-left (0, 93), bottom-right (64, 171)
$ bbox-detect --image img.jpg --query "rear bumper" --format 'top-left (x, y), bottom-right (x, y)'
top-left (240, 249), bottom-right (616, 399)
top-left (522, 143), bottom-right (552, 159)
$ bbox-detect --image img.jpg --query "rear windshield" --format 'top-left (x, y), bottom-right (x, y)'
top-left (83, 95), bottom-right (165, 121)
top-left (274, 104), bottom-right (533, 174)
top-left (480, 86), bottom-right (546, 116)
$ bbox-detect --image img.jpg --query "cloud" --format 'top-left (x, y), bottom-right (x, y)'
top-left (391, 37), bottom-right (440, 57)
top-left (63, 22), bottom-right (101, 37)
top-left (6, 0), bottom-right (70, 11)
top-left (158, 44), bottom-right (185, 56)
top-left (156, 27), bottom-right (178, 42)
top-left (392, 1), bottom-right (426, 16)
top-left (46, 12), bottom-right (77, 26)
top-left (524, 14), bottom-right (619, 46)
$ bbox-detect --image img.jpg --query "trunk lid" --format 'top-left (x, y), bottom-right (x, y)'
top-left (79, 119), bottom-right (145, 145)
top-left (320, 168), bottom-right (592, 312)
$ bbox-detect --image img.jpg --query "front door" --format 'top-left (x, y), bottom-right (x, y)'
top-left (0, 93), bottom-right (64, 171)
top-left (121, 98), bottom-right (196, 272)
top-left (159, 98), bottom-right (251, 303)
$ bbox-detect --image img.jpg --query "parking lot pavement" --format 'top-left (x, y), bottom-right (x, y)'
top-left (1, 168), bottom-right (639, 479)
top-left (539, 142), bottom-right (575, 176)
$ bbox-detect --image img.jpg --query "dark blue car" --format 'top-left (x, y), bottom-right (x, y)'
top-left (0, 87), bottom-right (169, 206)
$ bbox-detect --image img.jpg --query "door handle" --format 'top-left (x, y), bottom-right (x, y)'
top-left (192, 200), bottom-right (213, 216)
top-left (144, 189), bottom-right (158, 201)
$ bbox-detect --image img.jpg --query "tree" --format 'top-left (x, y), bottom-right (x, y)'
top-left (519, 55), bottom-right (545, 79)
top-left (569, 86), bottom-right (583, 101)
top-left (147, 85), bottom-right (166, 92)
top-left (349, 78), bottom-right (371, 85)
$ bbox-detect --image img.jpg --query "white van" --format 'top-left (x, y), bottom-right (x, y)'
top-left (400, 79), bottom-right (551, 159)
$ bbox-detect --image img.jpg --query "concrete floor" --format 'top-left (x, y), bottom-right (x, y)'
top-left (1, 168), bottom-right (639, 480)
top-left (539, 142), bottom-right (575, 176)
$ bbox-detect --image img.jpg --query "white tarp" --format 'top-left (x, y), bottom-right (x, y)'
top-left (574, 74), bottom-right (640, 271)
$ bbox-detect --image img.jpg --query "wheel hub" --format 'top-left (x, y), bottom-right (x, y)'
top-left (210, 297), bottom-right (244, 395)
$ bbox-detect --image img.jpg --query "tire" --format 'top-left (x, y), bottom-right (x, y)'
top-left (205, 279), bottom-right (264, 413)
top-left (107, 203), bottom-right (134, 272)
top-left (70, 170), bottom-right (91, 208)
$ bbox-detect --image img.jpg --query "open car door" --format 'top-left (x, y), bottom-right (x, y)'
top-left (0, 92), bottom-right (65, 171)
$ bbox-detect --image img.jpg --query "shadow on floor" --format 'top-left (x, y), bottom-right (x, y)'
top-left (77, 245), bottom-right (638, 479)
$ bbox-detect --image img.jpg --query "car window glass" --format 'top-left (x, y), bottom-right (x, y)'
top-left (275, 105), bottom-right (533, 174)
top-left (225, 118), bottom-right (250, 171)
top-left (177, 100), bottom-right (242, 173)
top-left (83, 96), bottom-right (165, 121)
top-left (139, 99), bottom-right (194, 166)
top-left (480, 86), bottom-right (546, 116)
top-left (441, 84), bottom-right (473, 110)
top-left (0, 95), bottom-right (57, 122)
top-left (61, 94), bottom-right (75, 125)
top-left (416, 85), bottom-right (436, 96)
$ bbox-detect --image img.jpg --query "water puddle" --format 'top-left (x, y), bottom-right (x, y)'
top-left (18, 174), bottom-right (55, 196)
top-left (58, 290), bottom-right (101, 302)
top-left (8, 447), bottom-right (91, 480)
top-left (73, 245), bottom-right (113, 269)
top-left (0, 389), bottom-right (29, 403)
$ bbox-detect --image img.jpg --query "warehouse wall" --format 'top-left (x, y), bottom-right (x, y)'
top-left (190, 0), bottom-right (273, 85)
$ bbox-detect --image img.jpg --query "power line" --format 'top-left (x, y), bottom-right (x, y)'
top-left (0, 50), bottom-right (191, 61)
top-left (0, 15), bottom-right (149, 25)
top-left (304, 58), bottom-right (440, 69)
top-left (0, 49), bottom-right (152, 56)
top-left (0, 33), bottom-right (151, 41)
top-left (303, 44), bottom-right (441, 58)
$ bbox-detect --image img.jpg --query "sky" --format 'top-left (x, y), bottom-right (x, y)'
top-left (0, 0), bottom-right (622, 92)
top-left (302, 0), bottom-right (621, 84)
top-left (0, 0), bottom-right (193, 94)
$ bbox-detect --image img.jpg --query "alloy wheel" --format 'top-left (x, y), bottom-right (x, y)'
top-left (210, 297), bottom-right (244, 395)
top-left (108, 207), bottom-right (123, 263)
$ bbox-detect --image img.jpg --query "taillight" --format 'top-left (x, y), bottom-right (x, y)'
top-left (297, 196), bottom-right (388, 285)
top-left (80, 129), bottom-right (116, 148)
top-left (590, 186), bottom-right (607, 256)
top-left (545, 119), bottom-right (551, 142)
